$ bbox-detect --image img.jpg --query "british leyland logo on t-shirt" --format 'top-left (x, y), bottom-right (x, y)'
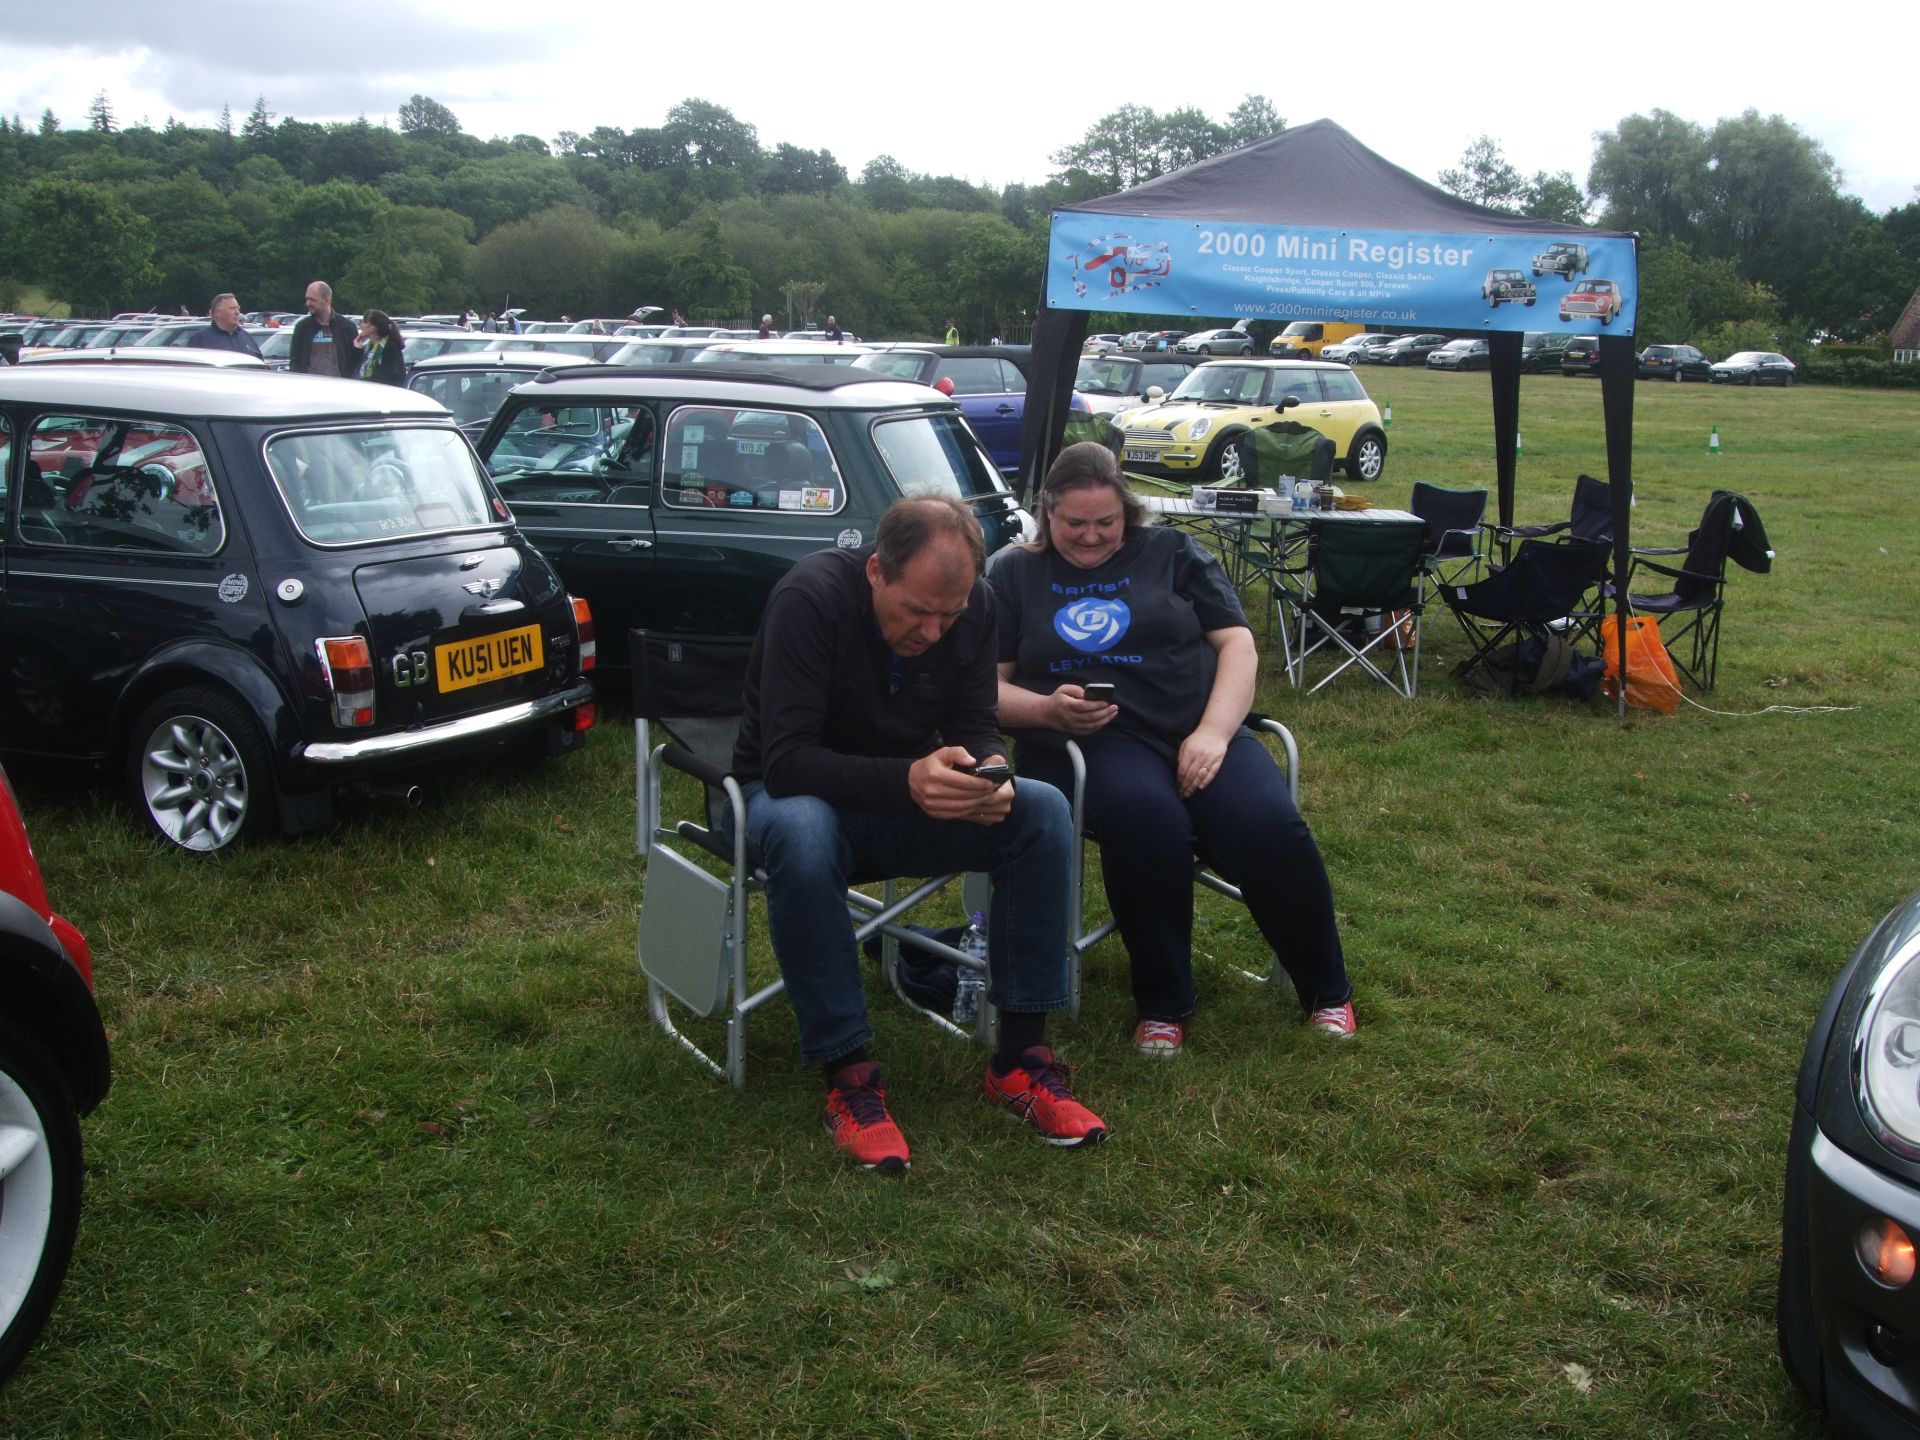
top-left (1054, 596), bottom-right (1131, 653)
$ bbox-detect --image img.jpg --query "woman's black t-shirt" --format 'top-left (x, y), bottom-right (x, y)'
top-left (987, 526), bottom-right (1248, 762)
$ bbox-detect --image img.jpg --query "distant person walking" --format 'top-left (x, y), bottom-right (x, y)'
top-left (355, 310), bottom-right (406, 386)
top-left (290, 281), bottom-right (357, 376)
top-left (758, 313), bottom-right (774, 340)
top-left (945, 319), bottom-right (959, 345)
top-left (185, 292), bottom-right (263, 357)
top-left (824, 314), bottom-right (844, 343)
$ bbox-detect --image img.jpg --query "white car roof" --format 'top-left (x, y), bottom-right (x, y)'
top-left (0, 364), bottom-right (449, 419)
top-left (519, 367), bottom-right (946, 410)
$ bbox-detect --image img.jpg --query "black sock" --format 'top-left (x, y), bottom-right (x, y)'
top-left (991, 1012), bottom-right (1046, 1075)
top-left (823, 1048), bottom-right (872, 1085)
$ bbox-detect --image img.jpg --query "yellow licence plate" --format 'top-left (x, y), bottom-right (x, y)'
top-left (436, 624), bottom-right (544, 692)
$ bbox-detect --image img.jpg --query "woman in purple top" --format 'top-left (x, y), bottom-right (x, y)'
top-left (987, 442), bottom-right (1356, 1054)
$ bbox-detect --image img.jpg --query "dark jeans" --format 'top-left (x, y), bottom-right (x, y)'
top-left (741, 779), bottom-right (1073, 1067)
top-left (1019, 730), bottom-right (1350, 1021)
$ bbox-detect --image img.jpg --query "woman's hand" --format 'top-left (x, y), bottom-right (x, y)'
top-left (1176, 729), bottom-right (1229, 798)
top-left (1050, 684), bottom-right (1119, 737)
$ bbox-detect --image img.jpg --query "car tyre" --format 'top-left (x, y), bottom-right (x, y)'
top-left (128, 685), bottom-right (277, 855)
top-left (0, 1017), bottom-right (84, 1384)
top-left (1347, 429), bottom-right (1386, 483)
top-left (1209, 432), bottom-right (1254, 484)
top-left (1777, 1107), bottom-right (1823, 1406)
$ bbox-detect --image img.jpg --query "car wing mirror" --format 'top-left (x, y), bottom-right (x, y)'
top-left (1144, 385), bottom-right (1164, 402)
top-left (1279, 395), bottom-right (1301, 412)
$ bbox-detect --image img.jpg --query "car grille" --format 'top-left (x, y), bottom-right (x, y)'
top-left (1122, 430), bottom-right (1173, 451)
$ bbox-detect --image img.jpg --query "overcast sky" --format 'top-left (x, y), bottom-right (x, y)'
top-left (3, 0), bottom-right (1913, 215)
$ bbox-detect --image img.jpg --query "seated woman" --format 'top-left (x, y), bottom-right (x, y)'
top-left (987, 442), bottom-right (1355, 1055)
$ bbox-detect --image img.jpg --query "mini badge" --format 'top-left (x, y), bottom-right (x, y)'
top-left (217, 573), bottom-right (249, 604)
top-left (835, 528), bottom-right (863, 549)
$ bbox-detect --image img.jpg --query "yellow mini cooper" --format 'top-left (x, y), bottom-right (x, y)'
top-left (1111, 359), bottom-right (1388, 484)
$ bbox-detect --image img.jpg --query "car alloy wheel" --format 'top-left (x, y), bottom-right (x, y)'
top-left (129, 686), bottom-right (276, 854)
top-left (1347, 430), bottom-right (1386, 483)
top-left (0, 1020), bottom-right (83, 1382)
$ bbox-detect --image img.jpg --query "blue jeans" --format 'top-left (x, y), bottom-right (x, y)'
top-left (1018, 730), bottom-right (1350, 1021)
top-left (741, 779), bottom-right (1074, 1067)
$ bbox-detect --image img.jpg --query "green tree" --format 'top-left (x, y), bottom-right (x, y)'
top-left (38, 108), bottom-right (59, 136)
top-left (1439, 136), bottom-right (1524, 208)
top-left (122, 172), bottom-right (252, 310)
top-left (261, 179), bottom-right (390, 301)
top-left (664, 100), bottom-right (761, 172)
top-left (1521, 171), bottom-right (1587, 225)
top-left (470, 204), bottom-right (621, 316)
top-left (343, 205), bottom-right (474, 313)
top-left (1633, 239), bottom-right (1779, 345)
top-left (87, 91), bottom-right (115, 133)
top-left (398, 94), bottom-right (461, 140)
top-left (1803, 216), bottom-right (1918, 342)
top-left (859, 155), bottom-right (914, 213)
top-left (1699, 109), bottom-right (1851, 319)
top-left (1224, 95), bottom-right (1284, 149)
top-left (5, 177), bottom-right (156, 310)
top-left (1588, 109), bottom-right (1709, 242)
top-left (667, 215), bottom-right (754, 318)
top-left (1158, 108), bottom-right (1226, 172)
top-left (1051, 104), bottom-right (1163, 190)
top-left (242, 96), bottom-right (274, 144)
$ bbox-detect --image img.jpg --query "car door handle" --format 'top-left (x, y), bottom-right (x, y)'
top-left (608, 536), bottom-right (653, 552)
top-left (995, 404), bottom-right (1016, 414)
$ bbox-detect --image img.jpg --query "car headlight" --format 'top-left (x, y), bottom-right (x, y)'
top-left (1855, 936), bottom-right (1920, 1157)
top-left (1188, 417), bottom-right (1213, 441)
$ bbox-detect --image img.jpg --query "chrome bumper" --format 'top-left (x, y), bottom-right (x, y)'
top-left (299, 679), bottom-right (595, 764)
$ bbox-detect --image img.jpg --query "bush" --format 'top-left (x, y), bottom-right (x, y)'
top-left (1796, 354), bottom-right (1920, 389)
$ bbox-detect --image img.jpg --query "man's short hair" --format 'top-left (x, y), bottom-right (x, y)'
top-left (307, 280), bottom-right (333, 302)
top-left (873, 496), bottom-right (986, 582)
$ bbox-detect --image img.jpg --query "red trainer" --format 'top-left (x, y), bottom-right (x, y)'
top-left (1132, 1019), bottom-right (1187, 1058)
top-left (1308, 1000), bottom-right (1358, 1038)
top-left (822, 1062), bottom-right (910, 1172)
top-left (983, 1046), bottom-right (1108, 1147)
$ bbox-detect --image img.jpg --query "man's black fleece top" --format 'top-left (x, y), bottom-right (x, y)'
top-left (732, 545), bottom-right (1004, 814)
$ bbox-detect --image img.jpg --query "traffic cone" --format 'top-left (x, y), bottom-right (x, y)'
top-left (1708, 425), bottom-right (1721, 456)
top-left (1383, 401), bottom-right (1393, 429)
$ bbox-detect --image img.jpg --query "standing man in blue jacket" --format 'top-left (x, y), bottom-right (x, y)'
top-left (185, 293), bottom-right (263, 358)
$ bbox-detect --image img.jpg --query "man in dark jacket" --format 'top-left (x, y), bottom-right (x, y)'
top-left (185, 293), bottom-right (263, 357)
top-left (289, 281), bottom-right (357, 376)
top-left (733, 496), bottom-right (1106, 1172)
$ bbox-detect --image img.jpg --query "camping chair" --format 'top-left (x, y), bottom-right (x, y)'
top-left (1409, 481), bottom-right (1488, 598)
top-left (1248, 421), bottom-right (1336, 491)
top-left (1061, 717), bottom-right (1300, 1009)
top-left (631, 629), bottom-right (988, 1089)
top-left (1442, 538), bottom-right (1612, 687)
top-left (1622, 490), bottom-right (1773, 690)
top-left (1272, 518), bottom-right (1428, 699)
top-left (1489, 472), bottom-right (1614, 565)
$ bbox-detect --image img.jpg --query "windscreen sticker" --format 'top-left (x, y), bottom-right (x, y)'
top-left (682, 425), bottom-right (705, 444)
top-left (801, 487), bottom-right (835, 510)
top-left (680, 445), bottom-right (701, 470)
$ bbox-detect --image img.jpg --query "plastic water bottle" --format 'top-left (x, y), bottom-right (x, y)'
top-left (953, 912), bottom-right (988, 1024)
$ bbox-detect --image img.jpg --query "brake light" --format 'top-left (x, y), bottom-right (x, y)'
top-left (571, 595), bottom-right (596, 672)
top-left (570, 702), bottom-right (597, 732)
top-left (316, 636), bottom-right (376, 727)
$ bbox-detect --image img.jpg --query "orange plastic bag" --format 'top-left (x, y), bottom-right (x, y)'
top-left (1599, 614), bottom-right (1682, 714)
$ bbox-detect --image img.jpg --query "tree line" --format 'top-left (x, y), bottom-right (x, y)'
top-left (0, 92), bottom-right (1913, 355)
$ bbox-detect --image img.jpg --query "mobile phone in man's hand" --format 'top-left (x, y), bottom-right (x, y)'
top-left (1081, 683), bottom-right (1116, 704)
top-left (963, 761), bottom-right (1014, 783)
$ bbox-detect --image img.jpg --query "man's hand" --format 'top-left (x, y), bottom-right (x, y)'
top-left (910, 746), bottom-right (1013, 824)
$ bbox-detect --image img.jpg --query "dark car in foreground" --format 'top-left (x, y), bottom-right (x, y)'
top-left (473, 363), bottom-right (1033, 655)
top-left (1714, 351), bottom-right (1797, 387)
top-left (0, 761), bottom-right (109, 1382)
top-left (1637, 344), bottom-right (1714, 382)
top-left (0, 362), bottom-right (597, 853)
top-left (1780, 886), bottom-right (1920, 1438)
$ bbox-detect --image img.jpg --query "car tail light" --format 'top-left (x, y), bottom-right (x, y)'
top-left (1859, 1218), bottom-right (1917, 1288)
top-left (570, 702), bottom-right (597, 733)
top-left (571, 595), bottom-right (596, 671)
top-left (316, 636), bottom-right (376, 727)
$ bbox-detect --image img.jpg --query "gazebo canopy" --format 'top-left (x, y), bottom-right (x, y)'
top-left (1018, 119), bottom-right (1641, 592)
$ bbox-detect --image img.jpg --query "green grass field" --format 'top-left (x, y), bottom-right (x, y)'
top-left (4, 368), bottom-right (1915, 1437)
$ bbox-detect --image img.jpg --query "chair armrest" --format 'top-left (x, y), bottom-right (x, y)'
top-left (660, 742), bottom-right (731, 789)
top-left (1630, 543), bottom-right (1688, 557)
top-left (1493, 519), bottom-right (1570, 539)
top-left (1626, 554), bottom-right (1721, 588)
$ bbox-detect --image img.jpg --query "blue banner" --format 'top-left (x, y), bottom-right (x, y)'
top-left (1046, 211), bottom-right (1637, 335)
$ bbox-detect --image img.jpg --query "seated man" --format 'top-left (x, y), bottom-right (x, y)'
top-left (734, 496), bottom-right (1108, 1171)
